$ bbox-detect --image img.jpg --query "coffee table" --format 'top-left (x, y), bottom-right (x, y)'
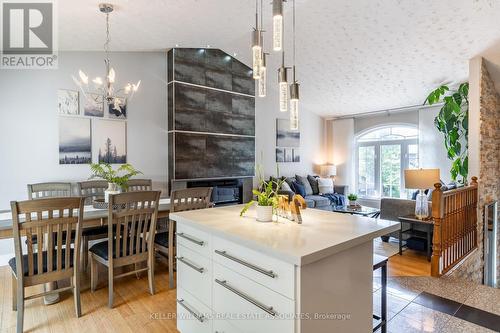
top-left (331, 205), bottom-right (381, 218)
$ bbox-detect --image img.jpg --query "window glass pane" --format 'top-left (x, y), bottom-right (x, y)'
top-left (358, 146), bottom-right (376, 197)
top-left (408, 144), bottom-right (419, 169)
top-left (381, 144), bottom-right (401, 198)
top-left (358, 126), bottom-right (418, 142)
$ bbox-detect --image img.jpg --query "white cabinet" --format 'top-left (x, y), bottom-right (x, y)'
top-left (177, 288), bottom-right (212, 333)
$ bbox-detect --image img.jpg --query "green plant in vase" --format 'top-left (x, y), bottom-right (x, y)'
top-left (347, 193), bottom-right (358, 206)
top-left (90, 163), bottom-right (142, 202)
top-left (240, 165), bottom-right (285, 222)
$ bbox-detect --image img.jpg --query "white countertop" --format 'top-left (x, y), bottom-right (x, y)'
top-left (170, 205), bottom-right (400, 266)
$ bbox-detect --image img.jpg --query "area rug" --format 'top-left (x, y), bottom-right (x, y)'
top-left (373, 237), bottom-right (399, 258)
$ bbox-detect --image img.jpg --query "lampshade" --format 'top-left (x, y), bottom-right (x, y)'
top-left (404, 169), bottom-right (440, 189)
top-left (320, 165), bottom-right (337, 177)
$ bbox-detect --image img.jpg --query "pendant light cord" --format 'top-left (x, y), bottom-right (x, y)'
top-left (255, 0), bottom-right (258, 29)
top-left (105, 12), bottom-right (110, 66)
top-left (292, 0), bottom-right (296, 81)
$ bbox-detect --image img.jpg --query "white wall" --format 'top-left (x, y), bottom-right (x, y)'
top-left (255, 78), bottom-right (325, 180)
top-left (327, 118), bottom-right (355, 189)
top-left (0, 51), bottom-right (168, 211)
top-left (418, 106), bottom-right (453, 183)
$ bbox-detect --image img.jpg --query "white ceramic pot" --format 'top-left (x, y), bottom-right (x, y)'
top-left (104, 182), bottom-right (121, 203)
top-left (256, 205), bottom-right (273, 222)
top-left (349, 200), bottom-right (356, 206)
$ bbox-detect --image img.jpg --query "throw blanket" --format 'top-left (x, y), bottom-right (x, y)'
top-left (321, 193), bottom-right (346, 207)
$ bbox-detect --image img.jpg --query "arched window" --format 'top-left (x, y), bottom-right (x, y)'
top-left (356, 125), bottom-right (418, 199)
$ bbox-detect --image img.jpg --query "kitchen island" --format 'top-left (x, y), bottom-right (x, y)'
top-left (171, 205), bottom-right (399, 333)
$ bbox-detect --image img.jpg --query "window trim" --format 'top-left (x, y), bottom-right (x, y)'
top-left (355, 124), bottom-right (418, 200)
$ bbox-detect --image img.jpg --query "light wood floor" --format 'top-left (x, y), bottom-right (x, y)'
top-left (0, 258), bottom-right (180, 333)
top-left (0, 248), bottom-right (431, 333)
top-left (387, 249), bottom-right (431, 277)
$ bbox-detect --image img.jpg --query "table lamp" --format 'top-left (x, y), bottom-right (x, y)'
top-left (320, 164), bottom-right (337, 179)
top-left (404, 169), bottom-right (440, 220)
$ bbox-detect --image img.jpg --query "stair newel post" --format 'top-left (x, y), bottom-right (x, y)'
top-left (431, 182), bottom-right (443, 277)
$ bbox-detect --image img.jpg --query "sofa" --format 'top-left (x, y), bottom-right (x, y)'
top-left (273, 175), bottom-right (348, 211)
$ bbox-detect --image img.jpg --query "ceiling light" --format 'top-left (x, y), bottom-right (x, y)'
top-left (278, 53), bottom-right (288, 112)
top-left (272, 0), bottom-right (284, 52)
top-left (258, 53), bottom-right (267, 97)
top-left (289, 0), bottom-right (299, 131)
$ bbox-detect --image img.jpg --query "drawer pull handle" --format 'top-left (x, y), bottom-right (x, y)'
top-left (177, 299), bottom-right (205, 323)
top-left (176, 232), bottom-right (204, 246)
top-left (215, 279), bottom-right (277, 317)
top-left (176, 256), bottom-right (204, 273)
top-left (215, 250), bottom-right (276, 278)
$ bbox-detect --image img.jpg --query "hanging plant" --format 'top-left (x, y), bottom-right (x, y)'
top-left (425, 83), bottom-right (469, 184)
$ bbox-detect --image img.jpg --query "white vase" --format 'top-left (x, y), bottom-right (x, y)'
top-left (349, 200), bottom-right (356, 206)
top-left (104, 182), bottom-right (121, 203)
top-left (256, 205), bottom-right (273, 222)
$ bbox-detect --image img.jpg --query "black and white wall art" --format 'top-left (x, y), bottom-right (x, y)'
top-left (83, 93), bottom-right (104, 117)
top-left (58, 89), bottom-right (79, 115)
top-left (108, 99), bottom-right (127, 119)
top-left (276, 118), bottom-right (300, 147)
top-left (59, 116), bottom-right (91, 164)
top-left (93, 119), bottom-right (127, 163)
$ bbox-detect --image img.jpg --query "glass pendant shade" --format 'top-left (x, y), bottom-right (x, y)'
top-left (252, 30), bottom-right (262, 79)
top-left (258, 54), bottom-right (267, 97)
top-left (278, 66), bottom-right (288, 111)
top-left (289, 82), bottom-right (299, 130)
top-left (272, 0), bottom-right (283, 51)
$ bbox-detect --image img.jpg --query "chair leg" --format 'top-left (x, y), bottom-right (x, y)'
top-left (82, 236), bottom-right (88, 271)
top-left (108, 266), bottom-right (114, 308)
top-left (11, 273), bottom-right (17, 311)
top-left (16, 282), bottom-right (24, 333)
top-left (73, 273), bottom-right (82, 317)
top-left (148, 257), bottom-right (155, 295)
top-left (90, 253), bottom-right (98, 292)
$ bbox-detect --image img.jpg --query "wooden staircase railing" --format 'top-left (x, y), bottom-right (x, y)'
top-left (431, 177), bottom-right (478, 277)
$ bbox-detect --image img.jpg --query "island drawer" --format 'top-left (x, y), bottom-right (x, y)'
top-left (212, 236), bottom-right (295, 299)
top-left (212, 262), bottom-right (295, 333)
top-left (177, 287), bottom-right (213, 333)
top-left (176, 223), bottom-right (211, 258)
top-left (213, 319), bottom-right (242, 333)
top-left (176, 244), bottom-right (212, 308)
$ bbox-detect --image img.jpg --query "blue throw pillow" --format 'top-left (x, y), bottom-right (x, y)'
top-left (292, 181), bottom-right (306, 197)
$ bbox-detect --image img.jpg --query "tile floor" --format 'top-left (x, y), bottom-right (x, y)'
top-left (373, 276), bottom-right (500, 332)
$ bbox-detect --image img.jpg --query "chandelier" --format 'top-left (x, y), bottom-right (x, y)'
top-left (73, 3), bottom-right (140, 115)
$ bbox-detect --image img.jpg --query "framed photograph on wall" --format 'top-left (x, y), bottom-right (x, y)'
top-left (58, 89), bottom-right (79, 115)
top-left (292, 149), bottom-right (300, 162)
top-left (83, 93), bottom-right (104, 117)
top-left (108, 98), bottom-right (127, 119)
top-left (276, 118), bottom-right (300, 147)
top-left (59, 116), bottom-right (91, 164)
top-left (276, 148), bottom-right (285, 162)
top-left (284, 148), bottom-right (293, 162)
top-left (93, 119), bottom-right (127, 164)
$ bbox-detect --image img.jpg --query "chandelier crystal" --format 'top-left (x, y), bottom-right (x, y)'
top-left (73, 3), bottom-right (140, 115)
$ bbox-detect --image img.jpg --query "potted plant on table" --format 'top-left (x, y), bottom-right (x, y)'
top-left (90, 163), bottom-right (142, 202)
top-left (347, 193), bottom-right (358, 206)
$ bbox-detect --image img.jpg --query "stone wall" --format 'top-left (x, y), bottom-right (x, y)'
top-left (449, 59), bottom-right (500, 284)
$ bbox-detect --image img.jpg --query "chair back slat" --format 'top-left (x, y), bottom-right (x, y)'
top-left (171, 187), bottom-right (213, 213)
top-left (10, 197), bottom-right (84, 282)
top-left (27, 182), bottom-right (72, 200)
top-left (77, 180), bottom-right (107, 205)
top-left (127, 179), bottom-right (153, 192)
top-left (107, 191), bottom-right (160, 263)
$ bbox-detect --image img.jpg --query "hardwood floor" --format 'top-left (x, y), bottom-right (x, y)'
top-left (0, 258), bottom-right (179, 333)
top-left (387, 249), bottom-right (431, 277)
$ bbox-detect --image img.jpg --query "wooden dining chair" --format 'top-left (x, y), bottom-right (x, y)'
top-left (127, 179), bottom-right (152, 192)
top-left (155, 187), bottom-right (213, 289)
top-left (27, 182), bottom-right (72, 199)
top-left (76, 180), bottom-right (109, 270)
top-left (89, 191), bottom-right (161, 308)
top-left (9, 197), bottom-right (84, 333)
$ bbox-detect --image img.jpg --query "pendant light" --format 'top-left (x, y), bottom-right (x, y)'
top-left (278, 52), bottom-right (288, 111)
top-left (289, 0), bottom-right (299, 131)
top-left (272, 0), bottom-right (284, 51)
top-left (252, 0), bottom-right (262, 79)
top-left (258, 52), bottom-right (267, 97)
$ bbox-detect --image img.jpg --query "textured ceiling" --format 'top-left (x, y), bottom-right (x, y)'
top-left (58, 0), bottom-right (500, 117)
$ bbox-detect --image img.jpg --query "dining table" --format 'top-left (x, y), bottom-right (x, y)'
top-left (0, 198), bottom-right (171, 239)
